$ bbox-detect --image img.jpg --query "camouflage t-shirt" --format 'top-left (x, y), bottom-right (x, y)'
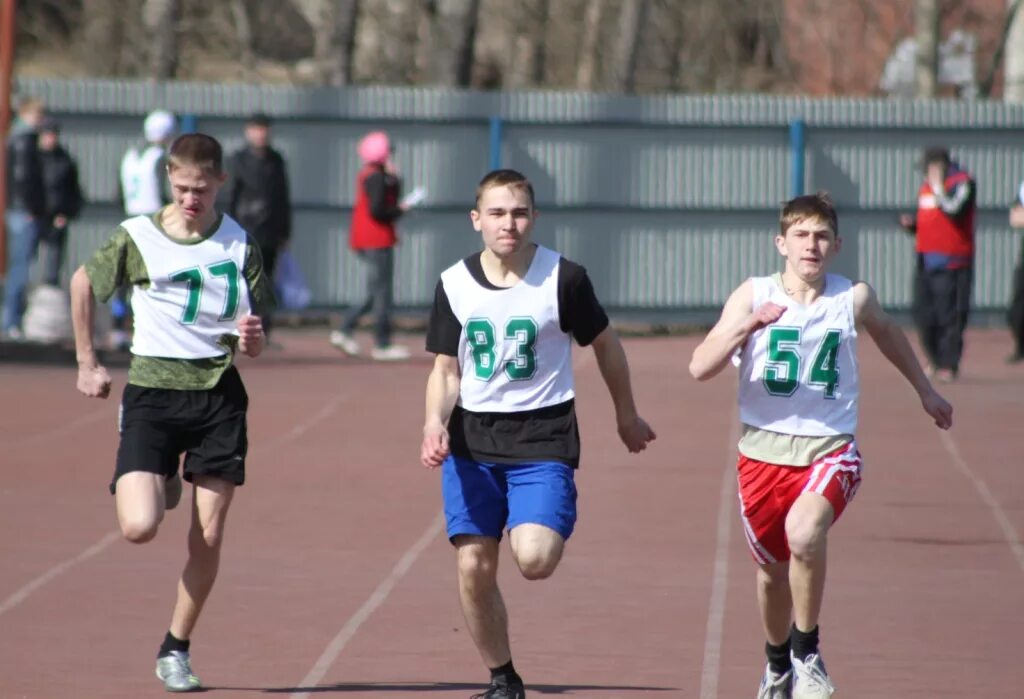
top-left (84, 208), bottom-right (275, 390)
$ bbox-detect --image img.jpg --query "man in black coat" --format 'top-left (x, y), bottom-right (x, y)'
top-left (3, 97), bottom-right (46, 338)
top-left (225, 113), bottom-right (290, 337)
top-left (37, 118), bottom-right (84, 286)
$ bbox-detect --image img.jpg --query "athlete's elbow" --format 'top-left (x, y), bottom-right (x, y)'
top-left (688, 357), bottom-right (713, 381)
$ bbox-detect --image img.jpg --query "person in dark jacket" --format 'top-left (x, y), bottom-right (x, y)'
top-left (3, 97), bottom-right (46, 338)
top-left (1008, 182), bottom-right (1024, 363)
top-left (37, 117), bottom-right (84, 286)
top-left (899, 147), bottom-right (976, 383)
top-left (329, 130), bottom-right (411, 361)
top-left (225, 113), bottom-right (290, 338)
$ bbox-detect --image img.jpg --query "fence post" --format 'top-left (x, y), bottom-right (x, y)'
top-left (489, 116), bottom-right (503, 171)
top-left (180, 113), bottom-right (198, 134)
top-left (789, 118), bottom-right (806, 197)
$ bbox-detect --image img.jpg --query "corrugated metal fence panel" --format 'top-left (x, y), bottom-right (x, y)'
top-left (503, 125), bottom-right (789, 209)
top-left (15, 77), bottom-right (1024, 315)
top-left (808, 128), bottom-right (1024, 210)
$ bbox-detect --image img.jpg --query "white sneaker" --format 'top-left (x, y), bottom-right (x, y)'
top-left (371, 344), bottom-right (411, 361)
top-left (791, 653), bottom-right (835, 699)
top-left (757, 665), bottom-right (793, 699)
top-left (329, 330), bottom-right (361, 357)
top-left (155, 649), bottom-right (201, 692)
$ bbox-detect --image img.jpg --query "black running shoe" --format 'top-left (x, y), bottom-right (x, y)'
top-left (470, 680), bottom-right (526, 698)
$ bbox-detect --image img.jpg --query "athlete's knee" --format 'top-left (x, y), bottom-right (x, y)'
top-left (189, 522), bottom-right (226, 552)
top-left (456, 543), bottom-right (498, 586)
top-left (514, 547), bottom-right (562, 580)
top-left (120, 517), bottom-right (159, 543)
top-left (785, 517), bottom-right (827, 561)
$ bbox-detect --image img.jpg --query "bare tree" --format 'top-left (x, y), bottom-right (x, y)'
top-left (506, 0), bottom-right (549, 89)
top-left (292, 0), bottom-right (361, 85)
top-left (914, 0), bottom-right (939, 97)
top-left (446, 0), bottom-right (481, 87)
top-left (992, 0), bottom-right (1024, 100)
top-left (609, 0), bottom-right (649, 93)
top-left (230, 0), bottom-right (256, 79)
top-left (143, 0), bottom-right (182, 79)
top-left (575, 0), bottom-right (604, 90)
top-left (80, 0), bottom-right (125, 76)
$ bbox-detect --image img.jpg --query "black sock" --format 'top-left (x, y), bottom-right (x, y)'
top-left (157, 631), bottom-right (190, 658)
top-left (790, 624), bottom-right (819, 661)
top-left (765, 639), bottom-right (792, 674)
top-left (490, 660), bottom-right (523, 686)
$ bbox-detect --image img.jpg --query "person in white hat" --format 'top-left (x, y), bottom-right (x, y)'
top-left (111, 110), bottom-right (178, 350)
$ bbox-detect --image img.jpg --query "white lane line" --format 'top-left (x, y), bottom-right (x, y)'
top-left (0, 531), bottom-right (120, 618)
top-left (699, 408), bottom-right (739, 699)
top-left (260, 393), bottom-right (349, 451)
top-left (940, 430), bottom-right (1024, 574)
top-left (10, 410), bottom-right (109, 448)
top-left (290, 511), bottom-right (446, 699)
top-left (1, 397), bottom-right (347, 616)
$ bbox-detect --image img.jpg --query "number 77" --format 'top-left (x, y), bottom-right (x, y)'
top-left (169, 260), bottom-right (240, 325)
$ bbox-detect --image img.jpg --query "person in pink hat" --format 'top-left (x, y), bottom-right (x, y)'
top-left (329, 130), bottom-right (411, 360)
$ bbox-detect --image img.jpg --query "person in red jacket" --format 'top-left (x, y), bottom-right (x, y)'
top-left (900, 147), bottom-right (976, 383)
top-left (329, 131), bottom-right (411, 361)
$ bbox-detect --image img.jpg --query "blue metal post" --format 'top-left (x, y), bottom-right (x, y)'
top-left (488, 116), bottom-right (503, 171)
top-left (180, 113), bottom-right (198, 134)
top-left (789, 118), bottom-right (806, 197)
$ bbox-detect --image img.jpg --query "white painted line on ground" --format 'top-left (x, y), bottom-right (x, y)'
top-left (11, 410), bottom-right (109, 448)
top-left (261, 393), bottom-right (349, 450)
top-left (290, 511), bottom-right (446, 699)
top-left (0, 531), bottom-right (120, 618)
top-left (699, 408), bottom-right (739, 699)
top-left (940, 430), bottom-right (1024, 574)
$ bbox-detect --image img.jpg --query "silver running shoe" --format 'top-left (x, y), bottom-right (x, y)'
top-left (756, 665), bottom-right (793, 699)
top-left (155, 650), bottom-right (201, 692)
top-left (165, 472), bottom-right (182, 511)
top-left (791, 653), bottom-right (835, 699)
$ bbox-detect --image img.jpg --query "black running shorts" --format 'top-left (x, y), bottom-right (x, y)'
top-left (110, 366), bottom-right (249, 494)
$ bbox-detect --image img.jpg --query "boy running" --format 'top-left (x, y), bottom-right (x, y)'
top-left (689, 192), bottom-right (952, 699)
top-left (420, 169), bottom-right (656, 698)
top-left (70, 133), bottom-right (272, 693)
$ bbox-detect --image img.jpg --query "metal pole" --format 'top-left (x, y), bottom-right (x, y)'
top-left (0, 0), bottom-right (16, 275)
top-left (488, 116), bottom-right (502, 171)
top-left (789, 118), bottom-right (806, 198)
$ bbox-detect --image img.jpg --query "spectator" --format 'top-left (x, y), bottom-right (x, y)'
top-left (3, 96), bottom-right (46, 339)
top-left (225, 113), bottom-right (290, 340)
top-left (329, 130), bottom-right (410, 361)
top-left (899, 147), bottom-right (976, 382)
top-left (115, 109), bottom-right (177, 350)
top-left (37, 117), bottom-right (84, 286)
top-left (1008, 182), bottom-right (1024, 363)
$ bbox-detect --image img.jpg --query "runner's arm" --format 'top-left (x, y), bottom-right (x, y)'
top-left (689, 279), bottom-right (761, 381)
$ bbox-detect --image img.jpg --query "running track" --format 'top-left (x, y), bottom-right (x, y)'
top-left (1, 328), bottom-right (1021, 698)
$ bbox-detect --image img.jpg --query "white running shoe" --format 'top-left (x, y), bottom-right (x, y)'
top-left (329, 330), bottom-right (361, 357)
top-left (155, 650), bottom-right (201, 692)
top-left (791, 653), bottom-right (835, 699)
top-left (371, 344), bottom-right (411, 361)
top-left (756, 665), bottom-right (793, 699)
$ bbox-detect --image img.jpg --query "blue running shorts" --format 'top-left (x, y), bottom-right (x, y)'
top-left (441, 455), bottom-right (578, 541)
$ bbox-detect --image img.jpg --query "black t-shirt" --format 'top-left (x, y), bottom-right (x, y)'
top-left (426, 251), bottom-right (609, 468)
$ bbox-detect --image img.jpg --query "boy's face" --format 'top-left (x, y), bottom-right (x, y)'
top-left (775, 216), bottom-right (840, 280)
top-left (245, 124), bottom-right (270, 149)
top-left (470, 184), bottom-right (536, 258)
top-left (168, 164), bottom-right (226, 223)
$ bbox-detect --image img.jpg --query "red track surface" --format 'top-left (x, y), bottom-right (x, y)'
top-left (1, 328), bottom-right (1021, 698)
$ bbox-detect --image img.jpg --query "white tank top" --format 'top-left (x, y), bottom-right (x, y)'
top-left (120, 145), bottom-right (166, 215)
top-left (124, 215), bottom-right (252, 359)
top-left (442, 246), bottom-right (575, 413)
top-left (736, 274), bottom-right (859, 436)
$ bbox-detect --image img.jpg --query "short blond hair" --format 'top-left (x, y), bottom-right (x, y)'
top-left (475, 169), bottom-right (536, 209)
top-left (167, 133), bottom-right (224, 176)
top-left (780, 191), bottom-right (838, 237)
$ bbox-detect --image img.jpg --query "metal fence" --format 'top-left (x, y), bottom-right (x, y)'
top-left (15, 77), bottom-right (1024, 319)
